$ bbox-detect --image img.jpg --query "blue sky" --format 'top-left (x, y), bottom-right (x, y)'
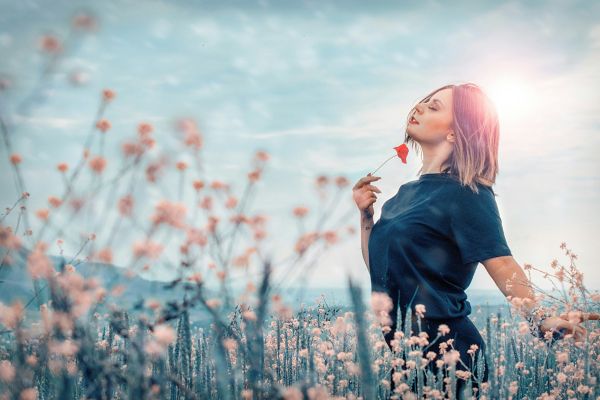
top-left (1, 0), bottom-right (598, 293)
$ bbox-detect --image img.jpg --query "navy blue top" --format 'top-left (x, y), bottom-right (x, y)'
top-left (368, 172), bottom-right (512, 320)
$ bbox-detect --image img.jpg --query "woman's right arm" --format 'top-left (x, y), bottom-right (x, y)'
top-left (360, 210), bottom-right (374, 273)
top-left (352, 174), bottom-right (382, 274)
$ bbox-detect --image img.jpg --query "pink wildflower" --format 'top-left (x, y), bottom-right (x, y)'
top-left (225, 196), bottom-right (238, 209)
top-left (88, 156), bottom-right (107, 174)
top-left (95, 248), bottom-right (113, 264)
top-left (415, 304), bottom-right (426, 318)
top-left (242, 310), bottom-right (257, 321)
top-left (556, 352), bottom-right (569, 363)
top-left (255, 150), bottom-right (269, 162)
top-left (102, 89), bottom-right (116, 102)
top-left (48, 196), bottom-right (62, 208)
top-left (294, 232), bottom-right (319, 254)
top-left (199, 195), bottom-right (213, 210)
top-left (70, 197), bottom-right (85, 213)
top-left (151, 200), bottom-right (187, 229)
top-left (315, 175), bottom-right (328, 187)
top-left (187, 272), bottom-right (203, 284)
top-left (443, 349), bottom-right (461, 365)
top-left (437, 324), bottom-right (450, 336)
top-left (19, 388), bottom-right (38, 400)
top-left (253, 229), bottom-right (266, 241)
top-left (371, 292), bottom-right (393, 315)
top-left (0, 226), bottom-right (21, 250)
top-left (176, 118), bottom-right (203, 150)
top-left (27, 242), bottom-right (54, 279)
top-left (145, 161), bottom-right (165, 183)
top-left (247, 169), bottom-right (261, 183)
top-left (118, 195), bottom-right (134, 217)
top-left (223, 338), bottom-right (237, 352)
top-left (132, 240), bottom-right (164, 260)
top-left (153, 324), bottom-right (176, 346)
top-left (467, 344), bottom-right (479, 356)
top-left (57, 162), bottom-right (69, 173)
top-left (206, 215), bottom-right (219, 233)
top-left (335, 176), bottom-right (349, 188)
top-left (39, 35), bottom-right (62, 54)
top-left (205, 298), bottom-right (221, 309)
top-left (185, 227), bottom-right (207, 247)
top-left (72, 12), bottom-right (97, 31)
top-left (0, 300), bottom-right (23, 329)
top-left (192, 180), bottom-right (204, 191)
top-left (137, 122), bottom-right (153, 136)
top-left (282, 387), bottom-right (303, 400)
top-left (9, 153), bottom-right (21, 165)
top-left (49, 339), bottom-right (79, 357)
top-left (322, 230), bottom-right (338, 245)
top-left (232, 253), bottom-right (251, 268)
top-left (35, 208), bottom-right (49, 220)
top-left (95, 119), bottom-right (111, 133)
top-left (121, 141), bottom-right (144, 158)
top-left (0, 360), bottom-right (15, 382)
top-left (293, 206), bottom-right (309, 218)
top-left (210, 180), bottom-right (227, 190)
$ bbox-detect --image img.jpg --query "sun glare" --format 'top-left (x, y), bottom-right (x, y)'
top-left (486, 78), bottom-right (535, 121)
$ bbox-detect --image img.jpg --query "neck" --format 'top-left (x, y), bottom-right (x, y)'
top-left (419, 144), bottom-right (452, 174)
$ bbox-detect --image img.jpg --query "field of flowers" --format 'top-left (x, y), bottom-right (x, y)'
top-left (1, 11), bottom-right (599, 400)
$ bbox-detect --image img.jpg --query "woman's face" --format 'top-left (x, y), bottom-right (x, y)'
top-left (407, 88), bottom-right (454, 145)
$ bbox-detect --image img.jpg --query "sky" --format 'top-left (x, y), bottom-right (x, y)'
top-left (0, 0), bottom-right (598, 296)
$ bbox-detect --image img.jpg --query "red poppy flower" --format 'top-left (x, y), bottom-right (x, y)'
top-left (370, 143), bottom-right (410, 175)
top-left (393, 144), bottom-right (409, 164)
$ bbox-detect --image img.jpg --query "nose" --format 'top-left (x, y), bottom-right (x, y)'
top-left (414, 103), bottom-right (424, 114)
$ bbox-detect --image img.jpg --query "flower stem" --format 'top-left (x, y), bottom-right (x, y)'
top-left (369, 155), bottom-right (395, 176)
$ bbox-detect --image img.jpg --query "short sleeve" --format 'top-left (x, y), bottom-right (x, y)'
top-left (449, 185), bottom-right (512, 265)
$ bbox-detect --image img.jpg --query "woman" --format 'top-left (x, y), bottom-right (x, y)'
top-left (352, 83), bottom-right (593, 398)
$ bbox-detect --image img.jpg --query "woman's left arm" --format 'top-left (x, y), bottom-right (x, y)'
top-left (481, 255), bottom-right (598, 342)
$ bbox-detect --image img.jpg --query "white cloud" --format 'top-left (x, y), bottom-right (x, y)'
top-left (12, 115), bottom-right (87, 129)
top-left (189, 20), bottom-right (223, 43)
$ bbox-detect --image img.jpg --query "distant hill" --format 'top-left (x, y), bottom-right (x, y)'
top-left (0, 246), bottom-right (220, 324)
top-left (0, 245), bottom-right (511, 328)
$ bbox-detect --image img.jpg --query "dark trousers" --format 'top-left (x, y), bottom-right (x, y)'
top-left (384, 314), bottom-right (489, 398)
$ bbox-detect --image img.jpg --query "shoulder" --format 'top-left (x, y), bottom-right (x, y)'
top-left (452, 179), bottom-right (495, 198)
top-left (449, 181), bottom-right (497, 212)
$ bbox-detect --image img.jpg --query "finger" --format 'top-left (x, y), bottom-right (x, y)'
top-left (363, 184), bottom-right (382, 193)
top-left (354, 176), bottom-right (381, 190)
top-left (576, 324), bottom-right (587, 335)
top-left (554, 319), bottom-right (573, 334)
top-left (566, 323), bottom-right (586, 341)
top-left (583, 312), bottom-right (600, 321)
top-left (575, 326), bottom-right (586, 342)
top-left (353, 177), bottom-right (369, 190)
top-left (561, 311), bottom-right (600, 323)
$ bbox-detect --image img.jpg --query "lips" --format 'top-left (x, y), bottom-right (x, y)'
top-left (409, 116), bottom-right (419, 125)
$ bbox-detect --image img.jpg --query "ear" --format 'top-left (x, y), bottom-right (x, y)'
top-left (447, 129), bottom-right (455, 142)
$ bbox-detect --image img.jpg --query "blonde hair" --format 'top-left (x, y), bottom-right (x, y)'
top-left (404, 83), bottom-right (501, 195)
